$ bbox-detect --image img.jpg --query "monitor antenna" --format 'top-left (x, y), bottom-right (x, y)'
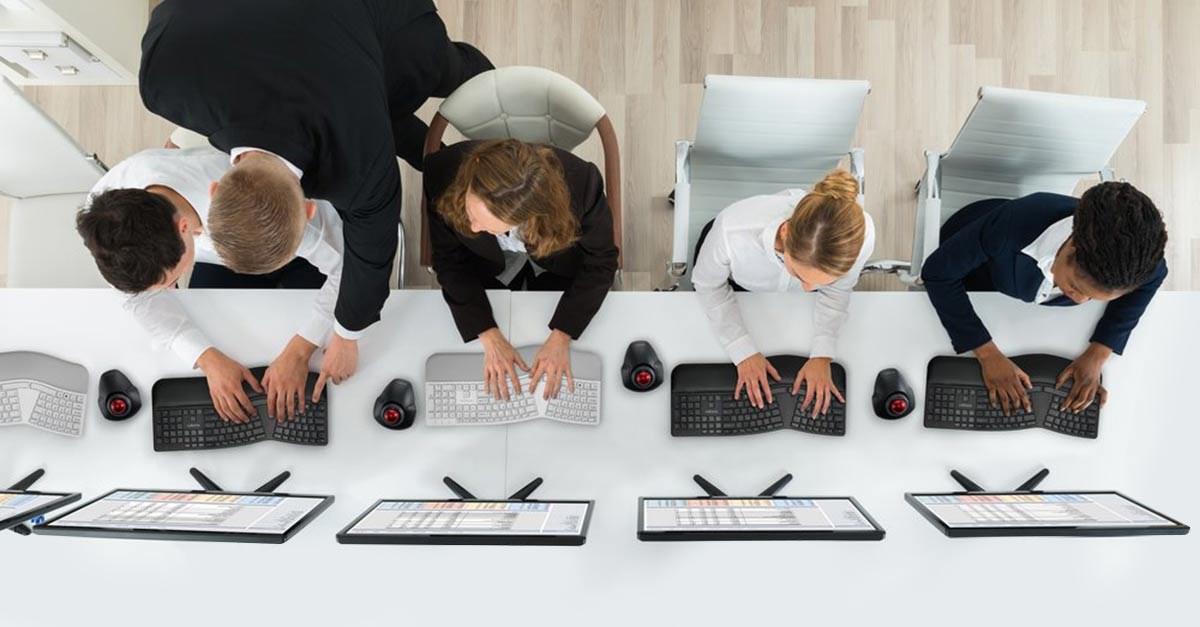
top-left (950, 468), bottom-right (1050, 493)
top-left (691, 472), bottom-right (793, 498)
top-left (188, 467), bottom-right (292, 494)
top-left (6, 468), bottom-right (47, 536)
top-left (442, 475), bottom-right (546, 501)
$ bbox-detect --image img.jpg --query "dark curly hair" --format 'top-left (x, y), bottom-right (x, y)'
top-left (76, 188), bottom-right (184, 293)
top-left (1072, 182), bottom-right (1167, 292)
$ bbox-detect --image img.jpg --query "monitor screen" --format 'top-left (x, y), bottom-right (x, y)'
top-left (36, 490), bottom-right (332, 542)
top-left (339, 500), bottom-right (593, 545)
top-left (638, 497), bottom-right (885, 540)
top-left (0, 490), bottom-right (80, 530)
top-left (906, 492), bottom-right (1190, 537)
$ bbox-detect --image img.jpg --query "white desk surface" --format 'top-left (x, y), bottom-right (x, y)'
top-left (1, 288), bottom-right (1197, 626)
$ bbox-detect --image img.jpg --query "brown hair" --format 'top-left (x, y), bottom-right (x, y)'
top-left (437, 139), bottom-right (577, 258)
top-left (76, 188), bottom-right (184, 293)
top-left (208, 161), bottom-right (307, 274)
top-left (783, 169), bottom-right (866, 276)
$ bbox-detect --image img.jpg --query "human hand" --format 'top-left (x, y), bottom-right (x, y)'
top-left (196, 347), bottom-right (261, 423)
top-left (792, 357), bottom-right (845, 417)
top-left (974, 342), bottom-right (1032, 415)
top-left (529, 330), bottom-right (573, 400)
top-left (1056, 342), bottom-right (1111, 412)
top-left (479, 328), bottom-right (527, 400)
top-left (312, 334), bottom-right (358, 403)
top-left (263, 335), bottom-right (317, 422)
top-left (735, 353), bottom-right (781, 409)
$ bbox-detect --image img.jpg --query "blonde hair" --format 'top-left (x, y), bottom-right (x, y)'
top-left (783, 169), bottom-right (866, 276)
top-left (437, 139), bottom-right (577, 258)
top-left (208, 161), bottom-right (307, 274)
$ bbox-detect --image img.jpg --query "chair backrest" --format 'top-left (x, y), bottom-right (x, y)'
top-left (908, 87), bottom-right (1146, 278)
top-left (683, 75), bottom-right (870, 261)
top-left (0, 76), bottom-right (107, 287)
top-left (420, 66), bottom-right (622, 268)
top-left (937, 86), bottom-right (1145, 221)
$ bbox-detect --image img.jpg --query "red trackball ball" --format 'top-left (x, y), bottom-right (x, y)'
top-left (889, 398), bottom-right (908, 415)
top-left (108, 398), bottom-right (128, 415)
top-left (383, 407), bottom-right (401, 424)
top-left (634, 370), bottom-right (654, 388)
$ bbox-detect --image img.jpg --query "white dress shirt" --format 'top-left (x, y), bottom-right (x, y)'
top-left (88, 147), bottom-right (345, 368)
top-left (692, 188), bottom-right (876, 364)
top-left (1020, 216), bottom-right (1072, 304)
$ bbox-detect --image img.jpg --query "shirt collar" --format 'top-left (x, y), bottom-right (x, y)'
top-left (761, 219), bottom-right (786, 268)
top-left (230, 147), bottom-right (304, 180)
top-left (1020, 216), bottom-right (1073, 280)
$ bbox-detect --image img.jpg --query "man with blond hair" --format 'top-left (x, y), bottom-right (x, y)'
top-left (139, 0), bottom-right (492, 397)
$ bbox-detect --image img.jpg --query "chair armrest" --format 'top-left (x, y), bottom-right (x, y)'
top-left (906, 150), bottom-right (943, 284)
top-left (670, 140), bottom-right (692, 278)
top-left (849, 147), bottom-right (865, 202)
top-left (1098, 166), bottom-right (1115, 182)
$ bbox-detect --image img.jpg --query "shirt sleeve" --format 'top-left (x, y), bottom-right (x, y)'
top-left (921, 205), bottom-right (1014, 354)
top-left (124, 290), bottom-right (213, 368)
top-left (810, 215), bottom-right (875, 358)
top-left (692, 216), bottom-right (757, 365)
top-left (1089, 259), bottom-right (1167, 355)
top-left (293, 212), bottom-right (345, 347)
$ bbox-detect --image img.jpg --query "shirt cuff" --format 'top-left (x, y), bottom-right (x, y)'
top-left (811, 335), bottom-right (837, 359)
top-left (334, 321), bottom-right (366, 341)
top-left (172, 328), bottom-right (214, 370)
top-left (299, 315), bottom-right (334, 348)
top-left (725, 335), bottom-right (758, 366)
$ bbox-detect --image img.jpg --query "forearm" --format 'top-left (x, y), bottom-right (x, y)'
top-left (125, 291), bottom-right (214, 369)
top-left (811, 287), bottom-right (852, 359)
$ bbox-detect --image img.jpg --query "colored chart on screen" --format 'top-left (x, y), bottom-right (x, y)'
top-left (642, 498), bottom-right (876, 532)
top-left (1, 492), bottom-right (65, 525)
top-left (49, 491), bottom-right (326, 534)
top-left (913, 493), bottom-right (1177, 528)
top-left (345, 500), bottom-right (590, 536)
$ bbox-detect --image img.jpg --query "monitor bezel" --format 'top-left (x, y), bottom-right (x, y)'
top-left (32, 488), bottom-right (334, 544)
top-left (904, 490), bottom-right (1191, 538)
top-left (0, 490), bottom-right (81, 531)
top-left (336, 498), bottom-right (594, 546)
top-left (636, 495), bottom-right (886, 541)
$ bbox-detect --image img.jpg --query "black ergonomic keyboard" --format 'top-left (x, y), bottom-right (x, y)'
top-left (925, 354), bottom-right (1100, 439)
top-left (152, 367), bottom-right (328, 452)
top-left (671, 355), bottom-right (847, 437)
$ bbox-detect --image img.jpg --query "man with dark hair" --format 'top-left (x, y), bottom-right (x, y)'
top-left (77, 146), bottom-right (349, 424)
top-left (922, 182), bottom-right (1169, 415)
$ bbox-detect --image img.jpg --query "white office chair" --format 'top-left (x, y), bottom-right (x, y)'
top-left (866, 86), bottom-right (1146, 285)
top-left (0, 77), bottom-right (108, 288)
top-left (420, 66), bottom-right (623, 273)
top-left (669, 75), bottom-right (870, 289)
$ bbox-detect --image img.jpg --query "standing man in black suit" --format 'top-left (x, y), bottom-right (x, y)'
top-left (139, 0), bottom-right (492, 414)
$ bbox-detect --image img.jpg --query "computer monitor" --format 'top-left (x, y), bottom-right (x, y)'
top-left (337, 499), bottom-right (594, 546)
top-left (905, 491), bottom-right (1190, 538)
top-left (33, 489), bottom-right (333, 543)
top-left (0, 490), bottom-right (80, 531)
top-left (638, 496), bottom-right (886, 541)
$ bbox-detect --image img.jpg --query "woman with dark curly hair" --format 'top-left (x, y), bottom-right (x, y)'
top-left (922, 182), bottom-right (1169, 416)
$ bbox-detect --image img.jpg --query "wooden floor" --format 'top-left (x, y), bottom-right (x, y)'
top-left (3, 0), bottom-right (1198, 291)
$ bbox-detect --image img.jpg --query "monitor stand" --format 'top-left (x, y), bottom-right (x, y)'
top-left (5, 468), bottom-right (47, 536)
top-left (949, 467), bottom-right (1050, 493)
top-left (692, 472), bottom-right (794, 498)
top-left (188, 467), bottom-right (293, 495)
top-left (442, 475), bottom-right (546, 501)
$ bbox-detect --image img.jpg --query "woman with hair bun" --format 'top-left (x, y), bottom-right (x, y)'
top-left (692, 169), bottom-right (875, 416)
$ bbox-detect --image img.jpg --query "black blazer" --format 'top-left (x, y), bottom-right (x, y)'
top-left (139, 0), bottom-right (440, 333)
top-left (424, 141), bottom-right (619, 342)
top-left (921, 192), bottom-right (1167, 355)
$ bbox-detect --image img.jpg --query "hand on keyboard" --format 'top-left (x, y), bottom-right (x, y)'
top-left (974, 342), bottom-right (1032, 416)
top-left (735, 353), bottom-right (781, 409)
top-left (479, 328), bottom-right (528, 400)
top-left (528, 330), bottom-right (575, 399)
top-left (263, 336), bottom-right (317, 422)
top-left (1056, 344), bottom-right (1110, 412)
top-left (196, 347), bottom-right (262, 423)
top-left (792, 357), bottom-right (845, 417)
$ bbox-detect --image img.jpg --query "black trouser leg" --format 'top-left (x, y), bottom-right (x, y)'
top-left (692, 218), bottom-right (748, 292)
top-left (188, 258), bottom-right (326, 289)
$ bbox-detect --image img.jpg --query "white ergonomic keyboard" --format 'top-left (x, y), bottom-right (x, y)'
top-left (425, 347), bottom-right (602, 427)
top-left (0, 351), bottom-right (89, 437)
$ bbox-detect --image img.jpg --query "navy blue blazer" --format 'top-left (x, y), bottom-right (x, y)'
top-left (921, 192), bottom-right (1167, 355)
